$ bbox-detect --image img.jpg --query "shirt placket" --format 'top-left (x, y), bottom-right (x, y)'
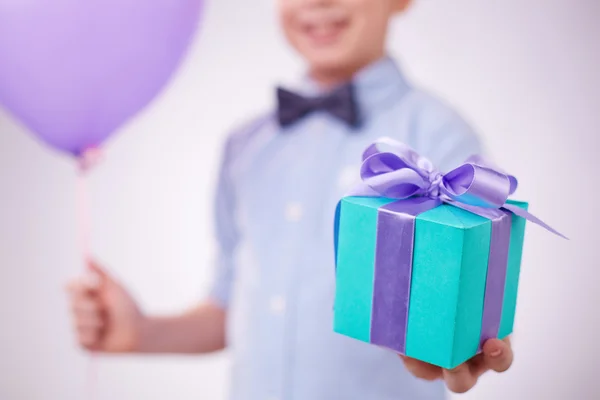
top-left (262, 135), bottom-right (310, 400)
top-left (283, 114), bottom-right (343, 400)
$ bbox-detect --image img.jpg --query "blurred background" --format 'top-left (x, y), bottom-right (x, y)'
top-left (1, 0), bottom-right (599, 399)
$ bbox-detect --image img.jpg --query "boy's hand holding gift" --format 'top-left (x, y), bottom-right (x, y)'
top-left (333, 137), bottom-right (565, 392)
top-left (401, 337), bottom-right (513, 393)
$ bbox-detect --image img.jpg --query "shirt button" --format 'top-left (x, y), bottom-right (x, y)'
top-left (269, 295), bottom-right (286, 315)
top-left (284, 202), bottom-right (303, 222)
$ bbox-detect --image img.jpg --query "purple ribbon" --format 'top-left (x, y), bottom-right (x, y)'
top-left (370, 197), bottom-right (441, 352)
top-left (340, 137), bottom-right (566, 353)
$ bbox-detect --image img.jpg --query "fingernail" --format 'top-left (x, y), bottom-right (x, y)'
top-left (490, 349), bottom-right (503, 357)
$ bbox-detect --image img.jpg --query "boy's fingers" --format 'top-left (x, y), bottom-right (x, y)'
top-left (65, 278), bottom-right (88, 294)
top-left (74, 312), bottom-right (104, 330)
top-left (87, 259), bottom-right (110, 281)
top-left (67, 287), bottom-right (101, 312)
top-left (77, 326), bottom-right (101, 348)
top-left (467, 353), bottom-right (489, 378)
top-left (71, 297), bottom-right (101, 314)
top-left (65, 276), bottom-right (99, 296)
top-left (443, 363), bottom-right (478, 394)
top-left (70, 298), bottom-right (105, 330)
top-left (66, 260), bottom-right (116, 300)
top-left (402, 337), bottom-right (512, 394)
top-left (72, 300), bottom-right (103, 324)
top-left (482, 338), bottom-right (513, 373)
top-left (87, 259), bottom-right (121, 290)
top-left (400, 356), bottom-right (442, 381)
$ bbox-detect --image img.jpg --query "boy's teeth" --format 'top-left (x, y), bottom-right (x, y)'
top-left (299, 10), bottom-right (347, 29)
top-left (312, 24), bottom-right (337, 37)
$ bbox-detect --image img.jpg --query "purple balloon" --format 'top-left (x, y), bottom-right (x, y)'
top-left (0, 1), bottom-right (203, 156)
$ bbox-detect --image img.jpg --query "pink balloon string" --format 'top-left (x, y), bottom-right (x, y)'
top-left (76, 147), bottom-right (104, 400)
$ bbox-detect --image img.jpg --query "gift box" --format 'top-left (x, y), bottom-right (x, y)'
top-left (332, 138), bottom-right (564, 369)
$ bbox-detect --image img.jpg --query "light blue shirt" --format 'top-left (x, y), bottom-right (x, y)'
top-left (210, 57), bottom-right (482, 400)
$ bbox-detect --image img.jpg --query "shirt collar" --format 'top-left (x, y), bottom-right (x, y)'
top-left (297, 56), bottom-right (412, 118)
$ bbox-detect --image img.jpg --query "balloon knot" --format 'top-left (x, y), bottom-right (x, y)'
top-left (78, 147), bottom-right (103, 173)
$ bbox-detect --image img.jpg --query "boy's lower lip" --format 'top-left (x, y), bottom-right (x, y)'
top-left (302, 22), bottom-right (348, 46)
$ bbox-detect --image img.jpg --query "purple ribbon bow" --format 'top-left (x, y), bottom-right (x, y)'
top-left (347, 137), bottom-right (566, 239)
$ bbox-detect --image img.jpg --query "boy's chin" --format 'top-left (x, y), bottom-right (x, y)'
top-left (306, 53), bottom-right (361, 76)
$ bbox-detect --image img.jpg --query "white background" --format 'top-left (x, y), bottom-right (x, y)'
top-left (1, 0), bottom-right (599, 399)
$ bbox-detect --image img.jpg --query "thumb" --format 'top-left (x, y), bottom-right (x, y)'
top-left (482, 337), bottom-right (513, 373)
top-left (86, 258), bottom-right (115, 288)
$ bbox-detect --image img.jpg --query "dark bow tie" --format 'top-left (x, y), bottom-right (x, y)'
top-left (276, 83), bottom-right (360, 128)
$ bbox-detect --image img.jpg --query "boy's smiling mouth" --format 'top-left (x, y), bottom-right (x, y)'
top-left (298, 10), bottom-right (350, 46)
top-left (279, 0), bottom-right (394, 79)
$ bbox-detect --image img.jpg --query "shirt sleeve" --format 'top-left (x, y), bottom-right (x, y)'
top-left (208, 136), bottom-right (240, 309)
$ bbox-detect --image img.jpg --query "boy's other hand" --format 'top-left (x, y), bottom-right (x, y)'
top-left (400, 337), bottom-right (513, 393)
top-left (66, 260), bottom-right (144, 353)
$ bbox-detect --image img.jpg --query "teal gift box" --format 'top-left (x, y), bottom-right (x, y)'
top-left (333, 196), bottom-right (527, 369)
top-left (332, 137), bottom-right (563, 370)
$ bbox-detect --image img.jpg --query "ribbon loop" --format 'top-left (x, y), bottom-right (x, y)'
top-left (466, 154), bottom-right (518, 195)
top-left (442, 163), bottom-right (511, 208)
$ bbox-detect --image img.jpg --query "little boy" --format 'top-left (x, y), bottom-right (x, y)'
top-left (67, 0), bottom-right (514, 399)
